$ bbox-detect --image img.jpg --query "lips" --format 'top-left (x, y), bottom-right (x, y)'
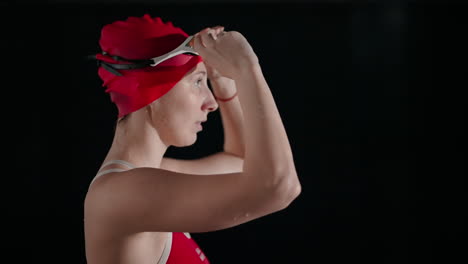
top-left (195, 120), bottom-right (205, 131)
top-left (195, 118), bottom-right (206, 131)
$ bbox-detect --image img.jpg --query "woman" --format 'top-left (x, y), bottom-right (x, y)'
top-left (84, 14), bottom-right (301, 264)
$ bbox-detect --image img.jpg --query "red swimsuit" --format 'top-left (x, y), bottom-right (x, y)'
top-left (162, 232), bottom-right (210, 264)
top-left (93, 161), bottom-right (210, 264)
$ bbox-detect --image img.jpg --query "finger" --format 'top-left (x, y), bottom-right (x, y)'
top-left (193, 33), bottom-right (217, 58)
top-left (214, 27), bottom-right (225, 36)
top-left (195, 26), bottom-right (223, 41)
top-left (193, 33), bottom-right (207, 51)
top-left (193, 27), bottom-right (211, 40)
top-left (200, 28), bottom-right (217, 46)
top-left (213, 25), bottom-right (224, 33)
top-left (210, 26), bottom-right (224, 36)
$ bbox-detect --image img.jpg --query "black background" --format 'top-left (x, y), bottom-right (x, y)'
top-left (3, 0), bottom-right (466, 263)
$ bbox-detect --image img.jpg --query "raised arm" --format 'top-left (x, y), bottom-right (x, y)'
top-left (209, 66), bottom-right (245, 158)
top-left (199, 29), bottom-right (300, 192)
top-left (85, 28), bottom-right (301, 235)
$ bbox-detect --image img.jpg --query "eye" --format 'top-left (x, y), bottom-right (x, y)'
top-left (195, 78), bottom-right (204, 88)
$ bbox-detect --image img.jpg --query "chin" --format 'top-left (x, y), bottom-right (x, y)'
top-left (173, 134), bottom-right (198, 147)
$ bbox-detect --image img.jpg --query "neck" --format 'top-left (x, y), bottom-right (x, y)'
top-left (105, 114), bottom-right (167, 168)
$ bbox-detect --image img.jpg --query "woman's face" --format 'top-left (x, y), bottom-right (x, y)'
top-left (150, 62), bottom-right (218, 147)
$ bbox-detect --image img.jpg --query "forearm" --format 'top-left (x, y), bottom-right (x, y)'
top-left (235, 64), bottom-right (298, 186)
top-left (192, 28), bottom-right (300, 209)
top-left (210, 78), bottom-right (245, 158)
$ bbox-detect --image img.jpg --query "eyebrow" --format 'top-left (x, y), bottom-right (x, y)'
top-left (194, 71), bottom-right (207, 77)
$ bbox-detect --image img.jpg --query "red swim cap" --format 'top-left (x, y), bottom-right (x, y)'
top-left (96, 14), bottom-right (203, 117)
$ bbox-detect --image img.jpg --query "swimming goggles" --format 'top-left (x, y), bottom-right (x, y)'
top-left (89, 36), bottom-right (198, 76)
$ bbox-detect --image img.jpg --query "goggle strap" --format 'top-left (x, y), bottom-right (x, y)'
top-left (100, 62), bottom-right (123, 77)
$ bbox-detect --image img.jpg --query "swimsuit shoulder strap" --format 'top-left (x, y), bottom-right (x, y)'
top-left (100, 159), bottom-right (136, 169)
top-left (156, 233), bottom-right (173, 264)
top-left (89, 159), bottom-right (136, 188)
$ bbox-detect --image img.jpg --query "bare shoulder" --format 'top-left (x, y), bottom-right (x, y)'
top-left (85, 180), bottom-right (170, 263)
top-left (84, 166), bottom-right (291, 235)
top-left (160, 152), bottom-right (243, 175)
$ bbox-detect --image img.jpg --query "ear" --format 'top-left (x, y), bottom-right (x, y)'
top-left (145, 104), bottom-right (153, 122)
top-left (146, 100), bottom-right (162, 123)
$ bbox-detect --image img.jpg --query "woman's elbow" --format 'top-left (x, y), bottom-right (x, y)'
top-left (272, 170), bottom-right (301, 210)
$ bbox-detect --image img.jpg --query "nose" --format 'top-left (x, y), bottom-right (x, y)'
top-left (202, 90), bottom-right (219, 112)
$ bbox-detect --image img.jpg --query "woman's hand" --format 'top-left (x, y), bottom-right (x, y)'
top-left (193, 26), bottom-right (259, 80)
top-left (205, 60), bottom-right (237, 99)
top-left (200, 26), bottom-right (225, 82)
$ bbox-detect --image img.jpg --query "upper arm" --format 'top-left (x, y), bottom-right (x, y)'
top-left (87, 167), bottom-right (290, 235)
top-left (160, 152), bottom-right (243, 175)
